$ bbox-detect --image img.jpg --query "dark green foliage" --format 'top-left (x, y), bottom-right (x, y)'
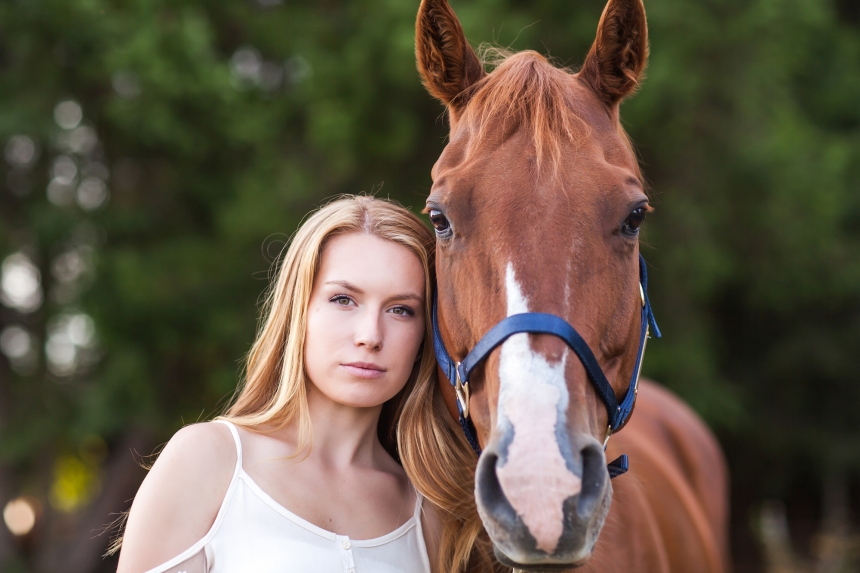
top-left (0, 0), bottom-right (858, 569)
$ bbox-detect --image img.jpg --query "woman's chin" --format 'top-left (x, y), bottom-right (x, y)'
top-left (312, 379), bottom-right (404, 410)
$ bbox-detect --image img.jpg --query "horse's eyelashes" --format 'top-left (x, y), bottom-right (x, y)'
top-left (429, 209), bottom-right (452, 236)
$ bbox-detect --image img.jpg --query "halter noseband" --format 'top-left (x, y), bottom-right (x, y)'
top-left (431, 254), bottom-right (661, 479)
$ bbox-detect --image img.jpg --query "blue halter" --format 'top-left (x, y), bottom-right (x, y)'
top-left (431, 254), bottom-right (661, 479)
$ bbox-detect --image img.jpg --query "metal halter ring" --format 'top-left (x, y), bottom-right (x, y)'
top-left (454, 362), bottom-right (470, 419)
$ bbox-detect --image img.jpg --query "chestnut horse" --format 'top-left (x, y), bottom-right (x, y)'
top-left (414, 0), bottom-right (730, 571)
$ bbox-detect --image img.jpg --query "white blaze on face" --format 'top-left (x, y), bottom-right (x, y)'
top-left (495, 263), bottom-right (582, 554)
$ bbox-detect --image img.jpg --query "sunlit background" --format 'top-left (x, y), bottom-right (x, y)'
top-left (1, 0), bottom-right (859, 571)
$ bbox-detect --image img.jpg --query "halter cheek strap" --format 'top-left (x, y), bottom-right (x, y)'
top-left (432, 254), bottom-right (661, 479)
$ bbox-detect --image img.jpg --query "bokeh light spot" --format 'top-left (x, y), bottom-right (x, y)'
top-left (66, 314), bottom-right (95, 347)
top-left (112, 70), bottom-right (141, 99)
top-left (47, 178), bottom-right (75, 206)
top-left (5, 135), bottom-right (38, 168)
top-left (285, 56), bottom-right (312, 85)
top-left (230, 47), bottom-right (262, 89)
top-left (3, 497), bottom-right (38, 536)
top-left (51, 155), bottom-right (77, 184)
top-left (50, 455), bottom-right (99, 512)
top-left (1, 253), bottom-right (43, 313)
top-left (76, 177), bottom-right (109, 210)
top-left (51, 249), bottom-right (88, 284)
top-left (46, 312), bottom-right (98, 376)
top-left (54, 100), bottom-right (83, 130)
top-left (68, 126), bottom-right (98, 155)
top-left (0, 325), bottom-right (38, 375)
top-left (1, 325), bottom-right (32, 359)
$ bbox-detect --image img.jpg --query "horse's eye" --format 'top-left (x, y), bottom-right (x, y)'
top-left (429, 209), bottom-right (451, 235)
top-left (622, 207), bottom-right (646, 235)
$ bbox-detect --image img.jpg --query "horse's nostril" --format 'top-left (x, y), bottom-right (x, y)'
top-left (476, 451), bottom-right (503, 507)
top-left (577, 441), bottom-right (608, 520)
top-left (475, 450), bottom-right (519, 526)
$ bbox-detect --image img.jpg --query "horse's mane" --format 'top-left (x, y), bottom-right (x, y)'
top-left (459, 47), bottom-right (641, 181)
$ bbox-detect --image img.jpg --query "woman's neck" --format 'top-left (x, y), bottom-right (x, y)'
top-left (290, 384), bottom-right (385, 468)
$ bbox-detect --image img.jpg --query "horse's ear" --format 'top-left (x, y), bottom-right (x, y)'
top-left (580, 0), bottom-right (649, 106)
top-left (415, 0), bottom-right (485, 111)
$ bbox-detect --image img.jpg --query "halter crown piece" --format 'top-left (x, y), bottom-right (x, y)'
top-left (431, 254), bottom-right (661, 479)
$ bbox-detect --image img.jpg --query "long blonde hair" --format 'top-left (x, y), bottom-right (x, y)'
top-left (399, 369), bottom-right (505, 572)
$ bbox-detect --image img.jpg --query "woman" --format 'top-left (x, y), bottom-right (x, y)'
top-left (117, 196), bottom-right (441, 573)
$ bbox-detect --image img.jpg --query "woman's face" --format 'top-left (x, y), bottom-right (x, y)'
top-left (304, 232), bottom-right (426, 409)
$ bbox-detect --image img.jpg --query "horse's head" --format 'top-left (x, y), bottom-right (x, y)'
top-left (416, 0), bottom-right (650, 568)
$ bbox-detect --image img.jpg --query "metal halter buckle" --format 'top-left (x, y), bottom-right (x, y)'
top-left (454, 362), bottom-right (470, 419)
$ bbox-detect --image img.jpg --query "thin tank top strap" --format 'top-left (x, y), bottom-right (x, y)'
top-left (213, 419), bottom-right (243, 471)
top-left (412, 486), bottom-right (424, 519)
top-left (411, 486), bottom-right (433, 573)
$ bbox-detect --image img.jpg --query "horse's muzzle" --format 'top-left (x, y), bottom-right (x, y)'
top-left (475, 432), bottom-right (612, 569)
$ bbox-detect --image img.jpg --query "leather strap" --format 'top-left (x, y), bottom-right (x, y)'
top-left (607, 455), bottom-right (629, 479)
top-left (457, 312), bottom-right (620, 427)
top-left (432, 255), bottom-right (660, 480)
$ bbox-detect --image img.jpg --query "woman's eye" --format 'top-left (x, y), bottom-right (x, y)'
top-left (429, 209), bottom-right (451, 235)
top-left (389, 306), bottom-right (414, 317)
top-left (330, 295), bottom-right (353, 306)
top-left (622, 207), bottom-right (647, 235)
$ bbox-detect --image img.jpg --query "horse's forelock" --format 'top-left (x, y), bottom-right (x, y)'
top-left (459, 48), bottom-right (642, 183)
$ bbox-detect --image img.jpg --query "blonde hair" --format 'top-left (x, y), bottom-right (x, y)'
top-left (399, 374), bottom-right (504, 572)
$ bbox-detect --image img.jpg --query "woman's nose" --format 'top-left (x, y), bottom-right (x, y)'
top-left (353, 309), bottom-right (383, 350)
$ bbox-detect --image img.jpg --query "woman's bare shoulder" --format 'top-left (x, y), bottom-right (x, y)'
top-left (116, 421), bottom-right (238, 573)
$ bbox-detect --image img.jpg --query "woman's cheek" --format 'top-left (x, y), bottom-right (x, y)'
top-left (305, 305), bottom-right (344, 378)
top-left (390, 320), bottom-right (425, 378)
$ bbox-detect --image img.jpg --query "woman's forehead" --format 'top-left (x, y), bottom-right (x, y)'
top-left (317, 233), bottom-right (426, 296)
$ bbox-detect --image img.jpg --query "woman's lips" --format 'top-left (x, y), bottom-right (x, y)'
top-left (341, 362), bottom-right (387, 379)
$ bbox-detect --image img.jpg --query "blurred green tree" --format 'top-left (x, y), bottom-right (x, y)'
top-left (0, 0), bottom-right (858, 571)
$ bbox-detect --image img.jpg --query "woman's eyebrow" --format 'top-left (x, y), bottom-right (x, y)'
top-left (326, 280), bottom-right (364, 293)
top-left (388, 292), bottom-right (423, 303)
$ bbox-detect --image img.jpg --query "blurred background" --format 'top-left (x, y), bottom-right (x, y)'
top-left (1, 0), bottom-right (859, 571)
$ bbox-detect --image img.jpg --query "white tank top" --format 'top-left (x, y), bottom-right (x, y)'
top-left (145, 421), bottom-right (432, 573)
